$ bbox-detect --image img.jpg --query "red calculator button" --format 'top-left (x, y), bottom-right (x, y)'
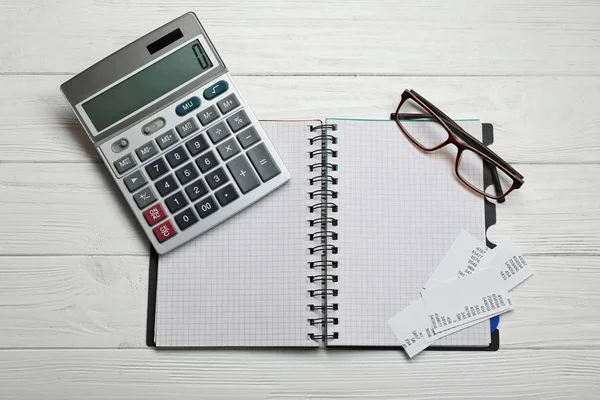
top-left (143, 203), bottom-right (167, 225)
top-left (153, 220), bottom-right (177, 243)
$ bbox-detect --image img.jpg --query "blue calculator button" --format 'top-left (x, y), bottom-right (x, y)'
top-left (175, 96), bottom-right (201, 116)
top-left (203, 80), bottom-right (229, 100)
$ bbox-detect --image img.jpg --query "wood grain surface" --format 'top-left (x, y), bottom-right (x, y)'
top-left (1, 0), bottom-right (599, 398)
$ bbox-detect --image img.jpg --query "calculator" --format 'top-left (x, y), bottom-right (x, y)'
top-left (60, 13), bottom-right (290, 254)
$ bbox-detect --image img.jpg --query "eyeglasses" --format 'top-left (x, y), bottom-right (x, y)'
top-left (391, 89), bottom-right (524, 201)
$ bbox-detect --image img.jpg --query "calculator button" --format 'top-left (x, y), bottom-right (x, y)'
top-left (196, 150), bottom-right (218, 173)
top-left (175, 162), bottom-right (199, 185)
top-left (205, 167), bottom-right (229, 190)
top-left (142, 203), bottom-right (167, 226)
top-left (133, 186), bottom-right (157, 209)
top-left (185, 134), bottom-right (210, 156)
top-left (165, 191), bottom-right (189, 213)
top-left (113, 153), bottom-right (136, 174)
top-left (155, 174), bottom-right (178, 196)
top-left (215, 184), bottom-right (239, 207)
top-left (197, 105), bottom-right (219, 126)
top-left (175, 96), bottom-right (201, 116)
top-left (175, 118), bottom-right (199, 139)
top-left (217, 93), bottom-right (240, 115)
top-left (123, 170), bottom-right (147, 192)
top-left (226, 109), bottom-right (250, 132)
top-left (203, 80), bottom-right (229, 100)
top-left (206, 121), bottom-right (231, 144)
top-left (135, 141), bottom-right (158, 162)
top-left (185, 179), bottom-right (209, 201)
top-left (152, 220), bottom-right (177, 242)
top-left (216, 138), bottom-right (241, 161)
top-left (142, 117), bottom-right (166, 135)
top-left (195, 196), bottom-right (219, 219)
top-left (174, 208), bottom-right (199, 231)
top-left (156, 129), bottom-right (178, 150)
top-left (145, 158), bottom-right (169, 180)
top-left (165, 146), bottom-right (189, 168)
top-left (227, 155), bottom-right (261, 194)
top-left (247, 143), bottom-right (281, 182)
top-left (236, 126), bottom-right (261, 149)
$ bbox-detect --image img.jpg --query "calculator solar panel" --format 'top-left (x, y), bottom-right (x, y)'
top-left (60, 13), bottom-right (290, 253)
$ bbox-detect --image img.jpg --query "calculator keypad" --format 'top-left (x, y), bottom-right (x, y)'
top-left (216, 138), bottom-right (241, 161)
top-left (123, 170), bottom-right (147, 192)
top-left (153, 220), bottom-right (177, 242)
top-left (196, 151), bottom-right (219, 173)
top-left (155, 174), bottom-right (178, 197)
top-left (197, 105), bottom-right (219, 126)
top-left (186, 134), bottom-right (210, 156)
top-left (156, 130), bottom-right (178, 150)
top-left (226, 110), bottom-right (250, 132)
top-left (175, 118), bottom-right (199, 138)
top-left (165, 146), bottom-right (189, 168)
top-left (195, 196), bottom-right (219, 219)
top-left (136, 141), bottom-right (158, 161)
top-left (206, 122), bottom-right (231, 144)
top-left (175, 163), bottom-right (199, 185)
top-left (143, 203), bottom-right (167, 225)
top-left (165, 191), bottom-right (188, 213)
top-left (205, 167), bottom-right (229, 190)
top-left (104, 75), bottom-right (288, 252)
top-left (145, 158), bottom-right (169, 180)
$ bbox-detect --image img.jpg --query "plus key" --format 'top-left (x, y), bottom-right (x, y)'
top-left (226, 155), bottom-right (260, 194)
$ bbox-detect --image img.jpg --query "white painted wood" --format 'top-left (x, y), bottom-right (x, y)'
top-left (0, 349), bottom-right (599, 399)
top-left (0, 255), bottom-right (598, 349)
top-left (0, 163), bottom-right (597, 255)
top-left (2, 0), bottom-right (600, 75)
top-left (0, 0), bottom-right (598, 397)
top-left (1, 75), bottom-right (600, 163)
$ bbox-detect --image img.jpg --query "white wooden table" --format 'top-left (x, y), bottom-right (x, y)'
top-left (1, 1), bottom-right (599, 398)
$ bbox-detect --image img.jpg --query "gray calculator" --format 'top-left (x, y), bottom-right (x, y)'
top-left (61, 13), bottom-right (290, 254)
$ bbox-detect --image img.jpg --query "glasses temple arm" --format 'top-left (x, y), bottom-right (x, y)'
top-left (409, 92), bottom-right (523, 180)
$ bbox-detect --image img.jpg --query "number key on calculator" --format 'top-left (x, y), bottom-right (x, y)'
top-left (60, 13), bottom-right (290, 253)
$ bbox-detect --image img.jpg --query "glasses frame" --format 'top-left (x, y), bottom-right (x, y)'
top-left (392, 89), bottom-right (524, 201)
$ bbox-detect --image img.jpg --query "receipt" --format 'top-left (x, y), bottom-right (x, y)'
top-left (425, 230), bottom-right (489, 289)
top-left (422, 266), bottom-right (514, 333)
top-left (388, 232), bottom-right (533, 358)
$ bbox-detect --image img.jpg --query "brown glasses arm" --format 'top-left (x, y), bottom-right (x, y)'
top-left (409, 91), bottom-right (523, 180)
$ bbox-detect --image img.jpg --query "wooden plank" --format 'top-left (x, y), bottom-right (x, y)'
top-left (2, 0), bottom-right (600, 75)
top-left (0, 163), bottom-right (597, 255)
top-left (0, 349), bottom-right (599, 399)
top-left (0, 256), bottom-right (148, 348)
top-left (0, 254), bottom-right (598, 349)
top-left (1, 75), bottom-right (600, 163)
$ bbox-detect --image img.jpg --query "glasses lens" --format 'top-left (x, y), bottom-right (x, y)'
top-left (457, 149), bottom-right (514, 198)
top-left (397, 98), bottom-right (449, 150)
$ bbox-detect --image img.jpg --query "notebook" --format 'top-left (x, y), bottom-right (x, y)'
top-left (147, 118), bottom-right (499, 349)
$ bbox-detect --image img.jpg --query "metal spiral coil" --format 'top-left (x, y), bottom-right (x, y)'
top-left (307, 123), bottom-right (339, 343)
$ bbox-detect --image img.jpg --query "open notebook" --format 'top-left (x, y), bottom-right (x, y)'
top-left (148, 118), bottom-right (498, 349)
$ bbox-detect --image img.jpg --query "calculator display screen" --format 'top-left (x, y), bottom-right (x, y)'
top-left (82, 40), bottom-right (213, 132)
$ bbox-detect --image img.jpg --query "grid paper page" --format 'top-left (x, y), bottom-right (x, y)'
top-left (329, 118), bottom-right (490, 347)
top-left (155, 121), bottom-right (318, 347)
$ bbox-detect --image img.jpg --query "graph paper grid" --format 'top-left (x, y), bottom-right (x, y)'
top-left (329, 118), bottom-right (490, 347)
top-left (155, 121), bottom-right (319, 347)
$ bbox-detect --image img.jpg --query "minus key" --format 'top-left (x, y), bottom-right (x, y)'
top-left (236, 126), bottom-right (261, 149)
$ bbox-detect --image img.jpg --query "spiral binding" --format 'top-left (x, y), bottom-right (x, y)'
top-left (307, 123), bottom-right (339, 343)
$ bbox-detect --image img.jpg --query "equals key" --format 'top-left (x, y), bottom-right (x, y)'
top-left (247, 143), bottom-right (281, 182)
